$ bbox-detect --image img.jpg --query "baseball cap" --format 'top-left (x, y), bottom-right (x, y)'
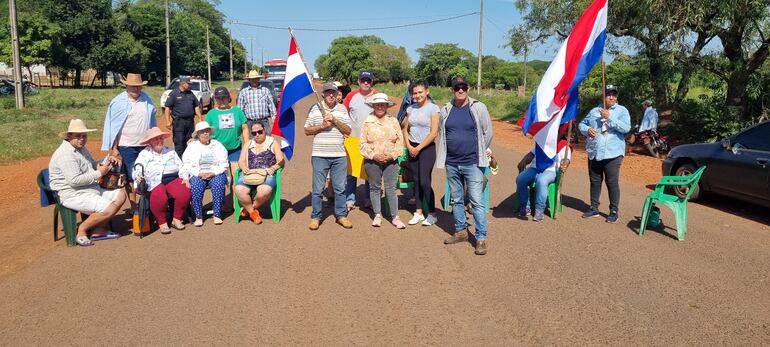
top-left (605, 84), bottom-right (618, 94)
top-left (450, 76), bottom-right (468, 89)
top-left (214, 86), bottom-right (229, 98)
top-left (359, 71), bottom-right (374, 81)
top-left (322, 82), bottom-right (338, 92)
top-left (179, 76), bottom-right (191, 83)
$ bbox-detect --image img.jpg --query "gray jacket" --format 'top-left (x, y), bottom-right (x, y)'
top-left (436, 97), bottom-right (493, 169)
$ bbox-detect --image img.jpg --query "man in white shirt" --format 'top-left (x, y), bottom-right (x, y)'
top-left (639, 100), bottom-right (658, 133)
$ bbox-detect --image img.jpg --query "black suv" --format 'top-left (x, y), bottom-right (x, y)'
top-left (662, 121), bottom-right (770, 207)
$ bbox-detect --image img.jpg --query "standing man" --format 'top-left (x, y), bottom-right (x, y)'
top-left (305, 82), bottom-right (354, 231)
top-left (342, 71), bottom-right (377, 210)
top-left (438, 76), bottom-right (493, 256)
top-left (164, 76), bottom-right (203, 157)
top-left (638, 99), bottom-right (658, 133)
top-left (237, 69), bottom-right (276, 133)
top-left (578, 84), bottom-right (631, 223)
top-left (102, 72), bottom-right (156, 208)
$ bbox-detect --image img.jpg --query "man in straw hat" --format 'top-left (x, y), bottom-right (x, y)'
top-left (164, 76), bottom-right (203, 157)
top-left (102, 72), bottom-right (157, 208)
top-left (237, 69), bottom-right (276, 134)
top-left (304, 82), bottom-right (353, 230)
top-left (49, 119), bottom-right (127, 247)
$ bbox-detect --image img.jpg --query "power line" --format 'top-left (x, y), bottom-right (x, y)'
top-left (228, 12), bottom-right (479, 32)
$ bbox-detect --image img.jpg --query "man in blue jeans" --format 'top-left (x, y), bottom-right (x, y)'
top-left (304, 82), bottom-right (354, 230)
top-left (437, 76), bottom-right (493, 255)
top-left (578, 84), bottom-right (631, 223)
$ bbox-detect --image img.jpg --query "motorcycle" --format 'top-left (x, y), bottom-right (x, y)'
top-left (0, 78), bottom-right (39, 96)
top-left (627, 125), bottom-right (669, 158)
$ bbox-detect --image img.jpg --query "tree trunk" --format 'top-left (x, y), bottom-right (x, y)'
top-left (90, 71), bottom-right (98, 87)
top-left (74, 68), bottom-right (82, 88)
top-left (645, 41), bottom-right (669, 107)
top-left (673, 33), bottom-right (712, 108)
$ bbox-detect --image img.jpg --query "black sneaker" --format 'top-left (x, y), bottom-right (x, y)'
top-left (606, 211), bottom-right (619, 223)
top-left (582, 208), bottom-right (600, 218)
top-left (517, 207), bottom-right (529, 220)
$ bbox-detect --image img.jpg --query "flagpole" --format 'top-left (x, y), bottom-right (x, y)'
top-left (288, 27), bottom-right (325, 110)
top-left (601, 58), bottom-right (607, 109)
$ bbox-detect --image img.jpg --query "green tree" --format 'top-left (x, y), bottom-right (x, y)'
top-left (414, 43), bottom-right (475, 87)
top-left (317, 36), bottom-right (373, 83)
top-left (368, 44), bottom-right (412, 83)
top-left (0, 7), bottom-right (61, 80)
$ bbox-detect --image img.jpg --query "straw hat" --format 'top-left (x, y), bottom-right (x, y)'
top-left (192, 121), bottom-right (216, 139)
top-left (365, 93), bottom-right (395, 107)
top-left (121, 73), bottom-right (148, 86)
top-left (59, 119), bottom-right (97, 138)
top-left (139, 127), bottom-right (171, 145)
top-left (245, 70), bottom-right (263, 79)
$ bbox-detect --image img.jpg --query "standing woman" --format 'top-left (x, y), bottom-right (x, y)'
top-left (402, 80), bottom-right (440, 226)
top-left (183, 121), bottom-right (229, 227)
top-left (133, 127), bottom-right (192, 234)
top-left (360, 93), bottom-right (406, 229)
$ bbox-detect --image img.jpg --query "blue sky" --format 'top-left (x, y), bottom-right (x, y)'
top-left (218, 0), bottom-right (560, 73)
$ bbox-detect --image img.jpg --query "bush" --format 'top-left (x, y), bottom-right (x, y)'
top-left (668, 93), bottom-right (750, 143)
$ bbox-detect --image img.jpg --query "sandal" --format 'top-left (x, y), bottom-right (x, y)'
top-left (159, 225), bottom-right (172, 235)
top-left (372, 214), bottom-right (382, 227)
top-left (213, 217), bottom-right (223, 225)
top-left (194, 218), bottom-right (204, 227)
top-left (76, 235), bottom-right (93, 247)
top-left (250, 210), bottom-right (262, 225)
top-left (171, 220), bottom-right (185, 230)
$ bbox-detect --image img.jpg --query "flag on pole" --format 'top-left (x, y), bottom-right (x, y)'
top-left (521, 0), bottom-right (607, 171)
top-left (271, 36), bottom-right (315, 160)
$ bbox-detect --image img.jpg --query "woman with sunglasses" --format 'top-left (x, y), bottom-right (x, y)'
top-left (234, 122), bottom-right (285, 224)
top-left (182, 121), bottom-right (229, 226)
top-left (401, 80), bottom-right (440, 226)
top-left (360, 93), bottom-right (406, 228)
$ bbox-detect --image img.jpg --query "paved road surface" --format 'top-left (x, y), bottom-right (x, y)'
top-left (1, 94), bottom-right (769, 345)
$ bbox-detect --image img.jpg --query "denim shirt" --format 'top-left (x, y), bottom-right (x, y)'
top-left (578, 103), bottom-right (631, 161)
top-left (639, 106), bottom-right (658, 132)
top-left (101, 91), bottom-right (157, 151)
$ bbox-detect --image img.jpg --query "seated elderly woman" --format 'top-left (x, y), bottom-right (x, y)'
top-left (515, 137), bottom-right (571, 222)
top-left (359, 93), bottom-right (406, 229)
top-left (133, 127), bottom-right (192, 234)
top-left (48, 119), bottom-right (127, 247)
top-left (182, 121), bottom-right (229, 227)
top-left (234, 121), bottom-right (284, 224)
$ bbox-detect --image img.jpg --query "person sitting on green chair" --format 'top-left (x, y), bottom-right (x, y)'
top-left (515, 137), bottom-right (571, 222)
top-left (234, 122), bottom-right (284, 225)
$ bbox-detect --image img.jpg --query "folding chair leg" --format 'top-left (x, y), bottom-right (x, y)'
top-left (443, 180), bottom-right (450, 211)
top-left (674, 204), bottom-right (688, 241)
top-left (639, 198), bottom-right (653, 236)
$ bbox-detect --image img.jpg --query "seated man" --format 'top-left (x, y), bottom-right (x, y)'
top-left (48, 119), bottom-right (127, 246)
top-left (515, 138), bottom-right (571, 221)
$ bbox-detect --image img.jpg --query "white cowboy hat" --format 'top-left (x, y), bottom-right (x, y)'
top-left (365, 93), bottom-right (395, 107)
top-left (59, 119), bottom-right (97, 138)
top-left (192, 121), bottom-right (216, 139)
top-left (245, 70), bottom-right (263, 79)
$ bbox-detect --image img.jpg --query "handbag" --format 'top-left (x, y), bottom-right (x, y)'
top-left (99, 111), bottom-right (130, 190)
top-left (242, 169), bottom-right (269, 185)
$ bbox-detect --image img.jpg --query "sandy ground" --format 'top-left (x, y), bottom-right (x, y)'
top-left (0, 92), bottom-right (769, 345)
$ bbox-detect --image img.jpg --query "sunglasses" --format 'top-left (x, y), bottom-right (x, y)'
top-left (453, 85), bottom-right (469, 92)
top-left (252, 130), bottom-right (265, 135)
top-left (360, 79), bottom-right (372, 84)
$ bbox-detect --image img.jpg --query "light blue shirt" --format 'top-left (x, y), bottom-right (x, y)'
top-left (101, 91), bottom-right (157, 151)
top-left (639, 106), bottom-right (658, 132)
top-left (579, 103), bottom-right (631, 161)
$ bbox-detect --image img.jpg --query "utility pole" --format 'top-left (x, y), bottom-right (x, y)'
top-left (477, 0), bottom-right (484, 95)
top-left (206, 25), bottom-right (211, 86)
top-left (8, 0), bottom-right (24, 108)
top-left (165, 0), bottom-right (171, 85)
top-left (229, 28), bottom-right (233, 84)
top-left (250, 38), bottom-right (254, 71)
top-left (261, 48), bottom-right (264, 69)
top-left (522, 45), bottom-right (528, 93)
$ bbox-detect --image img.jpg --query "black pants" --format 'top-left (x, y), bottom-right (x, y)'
top-left (172, 117), bottom-right (195, 157)
top-left (588, 155), bottom-right (623, 212)
top-left (408, 141), bottom-right (436, 213)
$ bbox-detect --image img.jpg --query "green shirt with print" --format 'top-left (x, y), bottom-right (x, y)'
top-left (205, 106), bottom-right (248, 150)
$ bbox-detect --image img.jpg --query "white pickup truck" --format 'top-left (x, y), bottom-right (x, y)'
top-left (160, 77), bottom-right (212, 111)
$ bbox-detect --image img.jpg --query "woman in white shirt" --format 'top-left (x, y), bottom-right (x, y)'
top-left (183, 121), bottom-right (229, 227)
top-left (133, 127), bottom-right (191, 234)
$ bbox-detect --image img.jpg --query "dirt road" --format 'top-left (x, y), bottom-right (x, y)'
top-left (1, 94), bottom-right (769, 345)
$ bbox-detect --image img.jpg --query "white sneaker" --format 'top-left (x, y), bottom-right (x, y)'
top-left (422, 214), bottom-right (438, 226)
top-left (408, 213), bottom-right (425, 225)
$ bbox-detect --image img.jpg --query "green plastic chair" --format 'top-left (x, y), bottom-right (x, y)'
top-left (233, 167), bottom-right (283, 224)
top-left (639, 166), bottom-right (706, 241)
top-left (442, 167), bottom-right (491, 213)
top-left (37, 169), bottom-right (79, 247)
top-left (381, 149), bottom-right (428, 218)
top-left (512, 170), bottom-right (563, 219)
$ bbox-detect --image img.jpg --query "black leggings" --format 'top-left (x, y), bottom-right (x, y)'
top-left (408, 141), bottom-right (436, 213)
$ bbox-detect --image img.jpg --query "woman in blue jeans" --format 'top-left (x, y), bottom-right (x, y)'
top-left (234, 122), bottom-right (284, 225)
top-left (515, 138), bottom-right (571, 221)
